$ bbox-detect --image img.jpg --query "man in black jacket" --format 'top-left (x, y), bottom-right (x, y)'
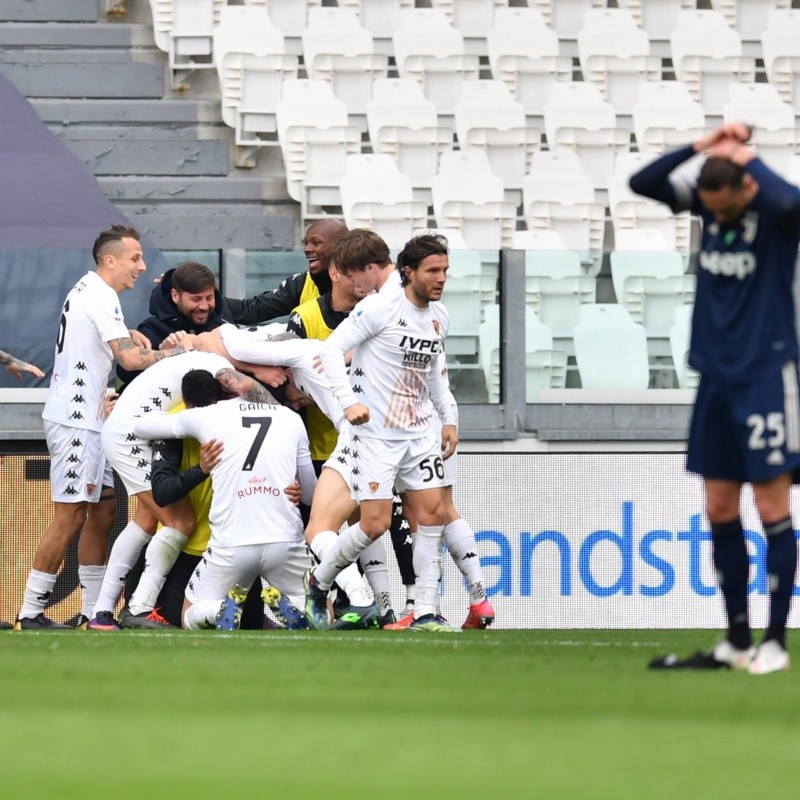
top-left (225, 218), bottom-right (348, 325)
top-left (117, 260), bottom-right (234, 392)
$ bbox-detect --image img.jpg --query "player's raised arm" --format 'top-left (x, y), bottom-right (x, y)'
top-left (0, 348), bottom-right (45, 380)
top-left (109, 335), bottom-right (196, 372)
top-left (214, 366), bottom-right (278, 404)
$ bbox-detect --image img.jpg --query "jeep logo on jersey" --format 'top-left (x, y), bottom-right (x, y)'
top-left (698, 250), bottom-right (756, 280)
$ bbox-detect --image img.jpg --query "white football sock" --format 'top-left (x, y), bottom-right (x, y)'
top-left (92, 521), bottom-right (150, 616)
top-left (444, 518), bottom-right (486, 604)
top-left (183, 599), bottom-right (220, 630)
top-left (359, 536), bottom-right (392, 615)
top-left (18, 569), bottom-right (58, 620)
top-left (78, 564), bottom-right (106, 619)
top-left (309, 530), bottom-right (338, 564)
top-left (128, 526), bottom-right (188, 615)
top-left (413, 525), bottom-right (443, 618)
top-left (314, 523), bottom-right (372, 591)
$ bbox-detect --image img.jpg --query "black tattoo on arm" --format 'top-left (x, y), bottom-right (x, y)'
top-left (216, 368), bottom-right (278, 404)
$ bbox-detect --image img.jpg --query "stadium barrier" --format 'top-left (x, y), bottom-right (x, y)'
top-left (2, 446), bottom-right (798, 628)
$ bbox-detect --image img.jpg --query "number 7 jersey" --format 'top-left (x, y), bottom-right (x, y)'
top-left (149, 398), bottom-right (312, 547)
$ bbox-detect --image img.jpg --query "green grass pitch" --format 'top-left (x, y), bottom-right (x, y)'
top-left (0, 628), bottom-right (797, 800)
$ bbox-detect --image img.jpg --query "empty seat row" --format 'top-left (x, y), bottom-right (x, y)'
top-left (479, 302), bottom-right (698, 399)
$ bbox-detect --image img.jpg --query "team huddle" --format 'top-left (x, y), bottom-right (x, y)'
top-left (13, 222), bottom-right (495, 634)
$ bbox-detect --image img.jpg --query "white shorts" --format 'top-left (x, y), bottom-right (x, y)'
top-left (321, 426), bottom-right (355, 493)
top-left (44, 421), bottom-right (113, 503)
top-left (349, 430), bottom-right (445, 501)
top-left (101, 419), bottom-right (153, 496)
top-left (185, 540), bottom-right (311, 604)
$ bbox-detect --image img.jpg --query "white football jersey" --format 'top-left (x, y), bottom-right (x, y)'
top-left (219, 324), bottom-right (346, 430)
top-left (107, 350), bottom-right (233, 429)
top-left (143, 399), bottom-right (311, 547)
top-left (43, 271), bottom-right (130, 432)
top-left (320, 288), bottom-right (453, 439)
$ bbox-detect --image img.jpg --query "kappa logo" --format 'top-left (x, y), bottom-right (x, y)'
top-left (63, 486), bottom-right (78, 495)
top-left (351, 449), bottom-right (359, 460)
top-left (72, 378), bottom-right (85, 387)
top-left (337, 456), bottom-right (347, 464)
top-left (353, 367), bottom-right (365, 377)
top-left (66, 454), bottom-right (80, 463)
top-left (369, 481), bottom-right (379, 493)
top-left (160, 387), bottom-right (172, 399)
top-left (69, 411), bottom-right (84, 420)
top-left (353, 384), bottom-right (364, 394)
top-left (129, 445), bottom-right (143, 456)
top-left (140, 405), bottom-right (152, 414)
top-left (125, 433), bottom-right (137, 442)
top-left (71, 438), bottom-right (82, 448)
top-left (351, 434), bottom-right (360, 442)
top-left (75, 361), bottom-right (87, 371)
top-left (71, 394), bottom-right (85, 404)
top-left (137, 458), bottom-right (148, 469)
top-left (767, 449), bottom-right (785, 466)
top-left (352, 466), bottom-right (360, 476)
top-left (398, 318), bottom-right (408, 328)
top-left (153, 451), bottom-right (163, 462)
top-left (353, 482), bottom-right (360, 492)
top-left (150, 397), bottom-right (163, 409)
top-left (65, 469), bottom-right (79, 479)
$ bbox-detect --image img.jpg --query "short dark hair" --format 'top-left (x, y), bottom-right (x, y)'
top-left (331, 228), bottom-right (390, 274)
top-left (396, 233), bottom-right (449, 286)
top-left (172, 261), bottom-right (217, 294)
top-left (181, 369), bottom-right (226, 409)
top-left (92, 224), bottom-right (140, 264)
top-left (697, 157), bottom-right (745, 192)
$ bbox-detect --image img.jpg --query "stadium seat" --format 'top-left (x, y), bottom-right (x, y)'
top-left (722, 83), bottom-right (798, 177)
top-left (577, 8), bottom-right (661, 114)
top-left (431, 150), bottom-right (516, 251)
top-left (487, 7), bottom-right (572, 117)
top-left (613, 228), bottom-right (672, 252)
top-left (429, 0), bottom-right (497, 38)
top-left (631, 80), bottom-right (706, 154)
top-left (367, 78), bottom-right (454, 202)
top-left (337, 0), bottom-right (414, 38)
top-left (573, 304), bottom-right (650, 390)
top-left (453, 80), bottom-right (540, 196)
top-left (536, 0), bottom-right (605, 39)
top-left (339, 154), bottom-right (428, 250)
top-left (479, 305), bottom-right (567, 403)
top-left (609, 152), bottom-right (691, 252)
top-left (393, 9), bottom-right (480, 114)
top-left (616, 0), bottom-right (689, 40)
top-left (609, 249), bottom-right (696, 339)
top-left (670, 9), bottom-right (755, 114)
top-left (709, 0), bottom-right (790, 39)
top-left (762, 9), bottom-right (800, 110)
top-left (524, 246), bottom-right (596, 341)
top-left (301, 7), bottom-right (388, 116)
top-left (524, 308), bottom-right (568, 402)
top-left (522, 150), bottom-right (604, 268)
top-left (543, 82), bottom-right (630, 189)
top-left (669, 303), bottom-right (700, 389)
top-left (149, 0), bottom-right (227, 85)
top-left (512, 229), bottom-right (569, 252)
top-left (242, 0), bottom-right (316, 37)
top-left (213, 6), bottom-right (298, 145)
top-left (275, 79), bottom-right (361, 217)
